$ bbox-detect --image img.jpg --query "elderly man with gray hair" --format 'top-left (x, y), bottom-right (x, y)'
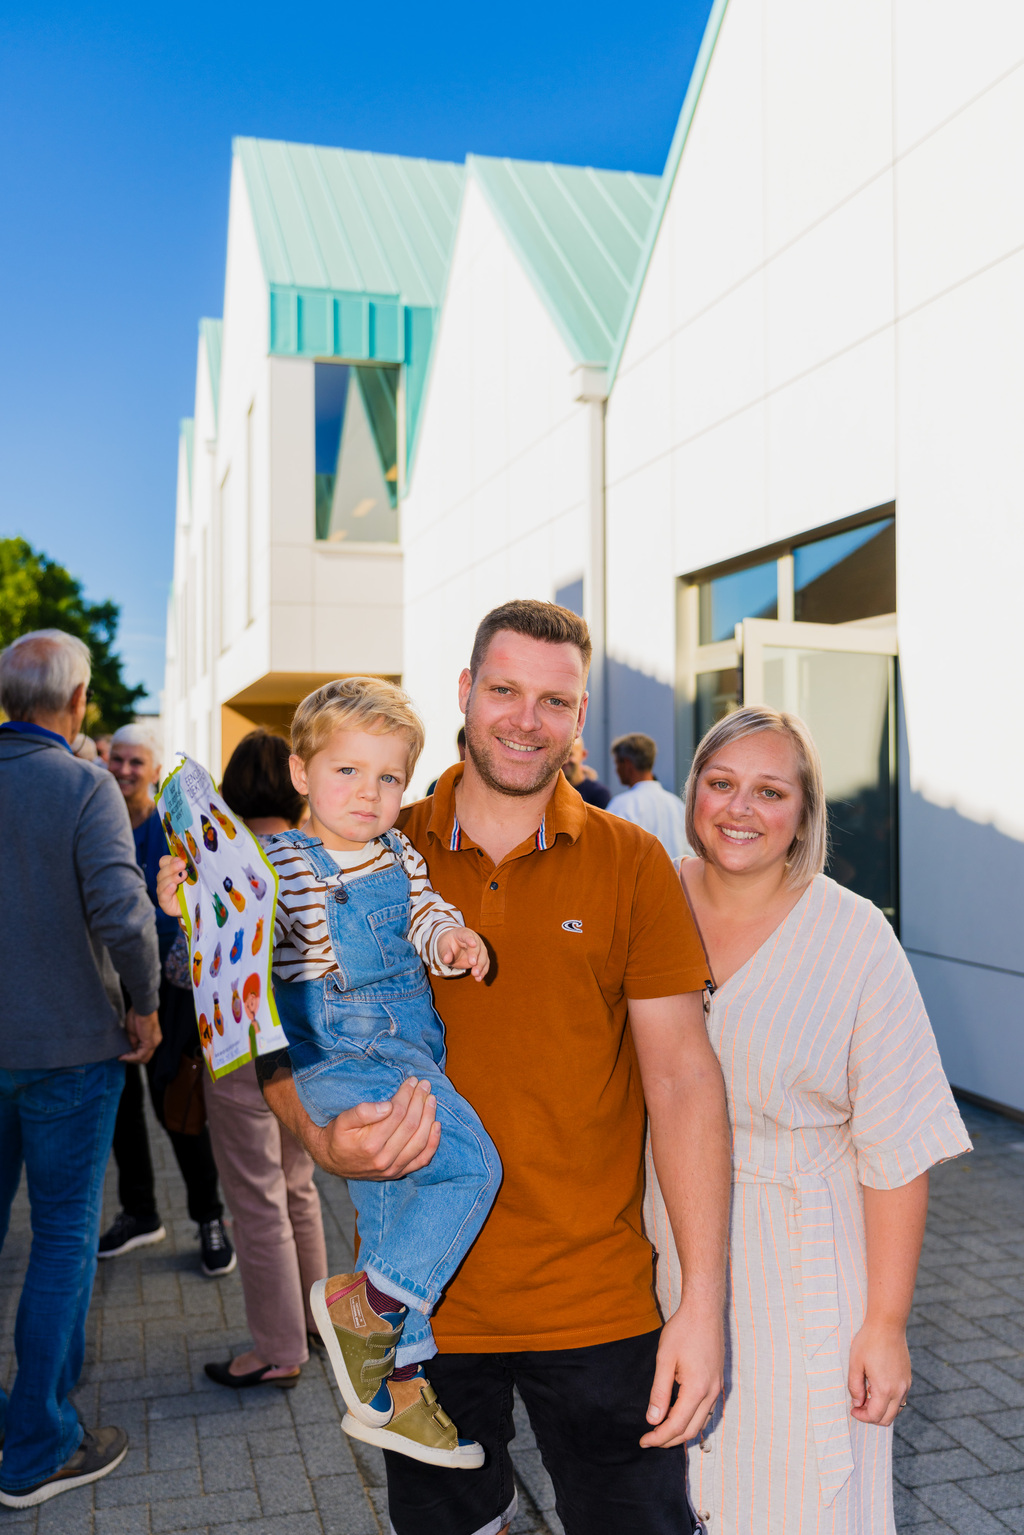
top-left (0, 630), bottom-right (161, 1509)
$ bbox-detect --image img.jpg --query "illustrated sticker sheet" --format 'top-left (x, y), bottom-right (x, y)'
top-left (157, 755), bottom-right (287, 1078)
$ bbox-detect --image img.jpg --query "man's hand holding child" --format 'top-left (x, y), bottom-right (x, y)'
top-left (437, 927), bottom-right (489, 981)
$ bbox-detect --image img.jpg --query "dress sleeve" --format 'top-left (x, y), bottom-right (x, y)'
top-left (848, 916), bottom-right (972, 1189)
top-left (396, 831), bottom-right (467, 977)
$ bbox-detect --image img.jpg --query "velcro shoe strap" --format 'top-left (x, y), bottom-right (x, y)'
top-left (360, 1345), bottom-right (397, 1385)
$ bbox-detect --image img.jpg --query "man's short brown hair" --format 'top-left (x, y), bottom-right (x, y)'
top-left (612, 732), bottom-right (657, 773)
top-left (469, 600), bottom-right (592, 678)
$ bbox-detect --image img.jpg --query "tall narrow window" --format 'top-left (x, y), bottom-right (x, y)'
top-left (315, 363), bottom-right (399, 543)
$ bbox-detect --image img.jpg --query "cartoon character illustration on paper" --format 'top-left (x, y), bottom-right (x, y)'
top-left (212, 993), bottom-right (224, 1035)
top-left (224, 877), bottom-right (246, 914)
top-left (192, 951), bottom-right (203, 986)
top-left (229, 928), bottom-right (244, 965)
top-left (201, 813), bottom-right (218, 852)
top-left (242, 863), bottom-right (267, 901)
top-left (212, 892), bottom-right (229, 927)
top-left (251, 917), bottom-right (264, 955)
top-left (184, 829), bottom-right (201, 863)
top-left (198, 1013), bottom-right (213, 1049)
top-left (194, 902), bottom-right (202, 940)
top-left (243, 974), bottom-right (261, 1029)
top-left (210, 941), bottom-right (222, 978)
top-left (209, 803), bottom-right (237, 840)
top-left (231, 981), bottom-right (242, 1024)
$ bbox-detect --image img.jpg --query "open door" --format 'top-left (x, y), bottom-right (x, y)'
top-left (741, 619), bottom-right (899, 924)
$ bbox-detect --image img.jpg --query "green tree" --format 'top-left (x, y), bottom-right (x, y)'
top-left (0, 537), bottom-right (147, 732)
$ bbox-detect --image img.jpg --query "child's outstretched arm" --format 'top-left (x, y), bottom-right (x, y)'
top-left (435, 926), bottom-right (489, 981)
top-left (398, 831), bottom-right (490, 981)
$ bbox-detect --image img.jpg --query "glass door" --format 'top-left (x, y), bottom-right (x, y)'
top-left (741, 619), bottom-right (899, 923)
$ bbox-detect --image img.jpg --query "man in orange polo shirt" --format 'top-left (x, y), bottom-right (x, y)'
top-left (261, 600), bottom-right (730, 1535)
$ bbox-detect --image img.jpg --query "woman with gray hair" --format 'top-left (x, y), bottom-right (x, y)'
top-left (98, 724), bottom-right (234, 1279)
top-left (645, 706), bottom-right (970, 1535)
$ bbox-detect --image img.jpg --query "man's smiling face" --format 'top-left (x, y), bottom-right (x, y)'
top-left (458, 630), bottom-right (588, 798)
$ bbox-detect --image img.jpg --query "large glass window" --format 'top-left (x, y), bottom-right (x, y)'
top-left (314, 363), bottom-right (399, 543)
top-left (698, 561), bottom-right (777, 644)
top-left (794, 517), bottom-right (895, 624)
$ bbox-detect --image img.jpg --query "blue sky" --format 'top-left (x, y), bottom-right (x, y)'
top-left (0, 0), bottom-right (713, 708)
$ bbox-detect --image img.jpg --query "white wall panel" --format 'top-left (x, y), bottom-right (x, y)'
top-left (893, 0), bottom-right (1024, 153)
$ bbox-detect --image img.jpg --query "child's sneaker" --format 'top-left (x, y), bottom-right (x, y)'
top-left (310, 1273), bottom-right (406, 1427)
top-left (341, 1367), bottom-right (485, 1470)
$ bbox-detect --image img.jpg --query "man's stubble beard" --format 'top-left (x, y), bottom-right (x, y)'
top-left (463, 712), bottom-right (571, 800)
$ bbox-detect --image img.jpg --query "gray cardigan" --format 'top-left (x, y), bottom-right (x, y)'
top-left (0, 725), bottom-right (161, 1069)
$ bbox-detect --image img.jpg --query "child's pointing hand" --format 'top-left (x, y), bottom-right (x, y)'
top-left (437, 926), bottom-right (490, 982)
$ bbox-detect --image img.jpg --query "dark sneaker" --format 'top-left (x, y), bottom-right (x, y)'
top-left (199, 1218), bottom-right (236, 1277)
top-left (98, 1211), bottom-right (166, 1259)
top-left (342, 1369), bottom-right (485, 1469)
top-left (0, 1426), bottom-right (128, 1508)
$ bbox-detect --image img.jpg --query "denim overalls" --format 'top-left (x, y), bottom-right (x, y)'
top-left (268, 829), bottom-right (502, 1366)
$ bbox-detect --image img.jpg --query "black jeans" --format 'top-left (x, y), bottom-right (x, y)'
top-left (112, 981), bottom-right (223, 1227)
top-left (384, 1329), bottom-right (694, 1535)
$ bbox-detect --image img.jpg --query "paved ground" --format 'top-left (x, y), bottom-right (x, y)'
top-left (2, 1094), bottom-right (1024, 1533)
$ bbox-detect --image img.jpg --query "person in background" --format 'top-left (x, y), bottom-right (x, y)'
top-left (72, 733), bottom-right (99, 761)
top-left (201, 729), bottom-right (329, 1389)
top-left (607, 731), bottom-right (692, 860)
top-left (561, 734), bottom-right (611, 808)
top-left (425, 725), bottom-right (466, 797)
top-left (97, 725), bottom-right (235, 1278)
top-left (0, 631), bottom-right (160, 1510)
top-left (94, 734), bottom-right (111, 764)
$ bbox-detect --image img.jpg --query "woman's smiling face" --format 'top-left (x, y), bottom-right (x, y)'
top-left (692, 729), bottom-right (806, 878)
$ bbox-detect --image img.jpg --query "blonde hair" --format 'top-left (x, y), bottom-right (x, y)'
top-left (290, 677), bottom-right (425, 776)
top-left (684, 706), bottom-right (828, 887)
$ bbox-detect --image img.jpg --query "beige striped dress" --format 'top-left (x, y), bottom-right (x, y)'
top-left (645, 874), bottom-right (970, 1534)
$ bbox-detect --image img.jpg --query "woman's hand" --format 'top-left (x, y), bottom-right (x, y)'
top-left (156, 853), bottom-right (187, 917)
top-left (848, 1318), bottom-right (912, 1427)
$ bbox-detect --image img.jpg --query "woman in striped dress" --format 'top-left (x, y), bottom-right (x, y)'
top-left (645, 707), bottom-right (970, 1535)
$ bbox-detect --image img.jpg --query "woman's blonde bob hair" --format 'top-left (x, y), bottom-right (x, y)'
top-left (291, 677), bottom-right (425, 776)
top-left (684, 706), bottom-right (828, 887)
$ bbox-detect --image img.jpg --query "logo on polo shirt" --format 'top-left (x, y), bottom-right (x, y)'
top-left (561, 919), bottom-right (583, 933)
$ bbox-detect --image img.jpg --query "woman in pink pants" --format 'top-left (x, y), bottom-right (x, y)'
top-left (203, 730), bottom-right (327, 1389)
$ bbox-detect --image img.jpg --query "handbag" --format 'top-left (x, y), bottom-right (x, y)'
top-left (162, 1050), bottom-right (207, 1135)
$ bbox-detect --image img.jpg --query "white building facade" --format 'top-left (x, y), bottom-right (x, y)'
top-left (166, 1), bottom-right (1024, 1110)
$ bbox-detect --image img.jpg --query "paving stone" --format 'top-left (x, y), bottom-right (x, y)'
top-left (149, 1491), bottom-right (261, 1531)
top-left (35, 1482), bottom-right (94, 1535)
top-left (913, 1387), bottom-right (1006, 1421)
top-left (147, 1418), bottom-right (200, 1472)
top-left (895, 1446), bottom-right (989, 1485)
top-left (893, 1407), bottom-right (957, 1454)
top-left (253, 1451), bottom-right (315, 1515)
top-left (296, 1419), bottom-right (349, 1479)
top-left (199, 1433), bottom-right (255, 1493)
top-left (312, 1473), bottom-right (381, 1535)
top-left (960, 1472), bottom-right (1024, 1512)
top-left (95, 1467), bottom-right (202, 1509)
top-left (95, 1506), bottom-right (155, 1535)
top-left (892, 1483), bottom-right (945, 1526)
top-left (940, 1415), bottom-right (1024, 1471)
top-left (914, 1480), bottom-right (1015, 1532)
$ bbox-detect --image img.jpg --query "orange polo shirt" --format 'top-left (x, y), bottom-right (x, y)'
top-left (396, 766), bottom-right (709, 1354)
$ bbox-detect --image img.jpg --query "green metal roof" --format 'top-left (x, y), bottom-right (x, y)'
top-left (235, 137), bottom-right (464, 460)
top-left (200, 318), bottom-right (222, 430)
top-left (469, 156), bottom-right (660, 366)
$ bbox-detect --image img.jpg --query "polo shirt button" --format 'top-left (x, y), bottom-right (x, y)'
top-left (700, 1440), bottom-right (711, 1453)
top-left (489, 881), bottom-right (498, 890)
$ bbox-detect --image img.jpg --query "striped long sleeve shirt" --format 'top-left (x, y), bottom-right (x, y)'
top-left (263, 831), bottom-right (466, 984)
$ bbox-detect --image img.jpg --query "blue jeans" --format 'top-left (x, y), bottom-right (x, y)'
top-left (270, 829), bottom-right (502, 1367)
top-left (0, 1059), bottom-right (125, 1492)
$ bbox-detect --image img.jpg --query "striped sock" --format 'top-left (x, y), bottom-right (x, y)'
top-left (364, 1274), bottom-right (405, 1319)
top-left (391, 1363), bottom-right (422, 1382)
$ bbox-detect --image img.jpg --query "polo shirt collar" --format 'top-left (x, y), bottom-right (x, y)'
top-left (426, 760), bottom-right (587, 852)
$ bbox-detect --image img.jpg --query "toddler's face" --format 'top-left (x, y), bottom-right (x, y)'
top-left (290, 728), bottom-right (410, 850)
